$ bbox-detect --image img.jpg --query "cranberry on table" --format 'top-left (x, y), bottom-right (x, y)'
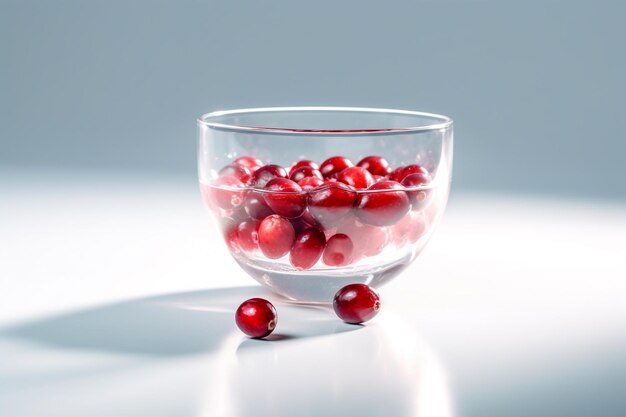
top-left (209, 176), bottom-right (247, 210)
top-left (319, 156), bottom-right (354, 179)
top-left (290, 227), bottom-right (327, 270)
top-left (336, 166), bottom-right (375, 190)
top-left (244, 191), bottom-right (274, 220)
top-left (219, 164), bottom-right (252, 184)
top-left (297, 176), bottom-right (324, 190)
top-left (288, 159), bottom-right (319, 177)
top-left (333, 284), bottom-right (381, 324)
top-left (251, 164), bottom-right (287, 188)
top-left (235, 298), bottom-right (277, 338)
top-left (308, 182), bottom-right (357, 228)
top-left (355, 180), bottom-right (410, 227)
top-left (401, 172), bottom-right (432, 210)
top-left (323, 233), bottom-right (354, 266)
top-left (236, 219), bottom-right (260, 253)
top-left (290, 166), bottom-right (323, 183)
top-left (263, 178), bottom-right (306, 219)
top-left (357, 156), bottom-right (391, 176)
top-left (233, 156), bottom-right (263, 172)
top-left (258, 214), bottom-right (296, 259)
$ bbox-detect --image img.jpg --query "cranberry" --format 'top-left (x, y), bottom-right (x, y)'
top-left (223, 223), bottom-right (241, 255)
top-left (258, 215), bottom-right (296, 259)
top-left (288, 159), bottom-right (319, 177)
top-left (297, 176), bottom-right (324, 190)
top-left (290, 227), bottom-right (326, 270)
top-left (337, 215), bottom-right (388, 258)
top-left (208, 176), bottom-right (247, 210)
top-left (290, 166), bottom-right (323, 183)
top-left (307, 182), bottom-right (357, 228)
top-left (336, 166), bottom-right (374, 190)
top-left (290, 209), bottom-right (319, 234)
top-left (251, 164), bottom-right (287, 188)
top-left (235, 298), bottom-right (277, 338)
top-left (236, 219), bottom-right (260, 253)
top-left (233, 156), bottom-right (263, 172)
top-left (357, 156), bottom-right (391, 176)
top-left (401, 173), bottom-right (433, 210)
top-left (372, 175), bottom-right (386, 183)
top-left (323, 233), bottom-right (354, 266)
top-left (319, 156), bottom-right (353, 179)
top-left (263, 178), bottom-right (306, 218)
top-left (219, 164), bottom-right (252, 184)
top-left (389, 164), bottom-right (429, 182)
top-left (244, 191), bottom-right (274, 220)
top-left (355, 180), bottom-right (410, 227)
top-left (333, 284), bottom-right (380, 324)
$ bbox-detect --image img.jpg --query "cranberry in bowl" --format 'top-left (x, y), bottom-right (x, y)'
top-left (198, 107), bottom-right (453, 303)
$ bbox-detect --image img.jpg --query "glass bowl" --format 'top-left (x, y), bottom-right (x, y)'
top-left (198, 107), bottom-right (453, 303)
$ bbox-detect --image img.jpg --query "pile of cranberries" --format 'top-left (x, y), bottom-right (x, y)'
top-left (203, 155), bottom-right (433, 270)
top-left (236, 284), bottom-right (381, 338)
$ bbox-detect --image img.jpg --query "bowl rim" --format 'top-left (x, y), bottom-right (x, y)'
top-left (197, 106), bottom-right (453, 135)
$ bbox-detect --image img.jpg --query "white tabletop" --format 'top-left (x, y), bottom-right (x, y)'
top-left (1, 172), bottom-right (625, 417)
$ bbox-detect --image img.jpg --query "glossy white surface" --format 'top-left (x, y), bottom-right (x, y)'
top-left (1, 173), bottom-right (625, 416)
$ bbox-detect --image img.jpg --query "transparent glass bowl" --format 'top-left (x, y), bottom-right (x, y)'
top-left (198, 107), bottom-right (453, 303)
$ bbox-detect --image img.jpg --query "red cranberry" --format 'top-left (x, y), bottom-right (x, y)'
top-left (390, 211), bottom-right (427, 245)
top-left (236, 219), bottom-right (260, 253)
top-left (336, 166), bottom-right (374, 190)
top-left (355, 180), bottom-right (410, 227)
top-left (401, 173), bottom-right (433, 210)
top-left (290, 210), bottom-right (319, 235)
top-left (263, 178), bottom-right (306, 219)
top-left (337, 215), bottom-right (388, 258)
top-left (208, 176), bottom-right (247, 210)
top-left (244, 191), bottom-right (274, 220)
top-left (323, 233), bottom-right (354, 266)
top-left (290, 227), bottom-right (326, 270)
top-left (357, 156), bottom-right (391, 176)
top-left (290, 166), bottom-right (323, 183)
top-left (333, 284), bottom-right (380, 324)
top-left (389, 164), bottom-right (429, 182)
top-left (288, 159), bottom-right (319, 176)
top-left (219, 164), bottom-right (252, 184)
top-left (319, 156), bottom-right (353, 178)
top-left (258, 215), bottom-right (296, 259)
top-left (307, 183), bottom-right (357, 228)
top-left (297, 176), bottom-right (324, 190)
top-left (223, 222), bottom-right (241, 255)
top-left (235, 298), bottom-right (277, 338)
top-left (372, 175), bottom-right (386, 183)
top-left (233, 156), bottom-right (263, 172)
top-left (251, 164), bottom-right (287, 188)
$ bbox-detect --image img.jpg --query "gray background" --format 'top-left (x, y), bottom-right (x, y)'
top-left (1, 0), bottom-right (625, 199)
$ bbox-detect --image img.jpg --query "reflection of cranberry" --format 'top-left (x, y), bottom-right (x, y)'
top-left (401, 173), bottom-right (432, 210)
top-left (323, 233), bottom-right (354, 266)
top-left (333, 284), bottom-right (380, 324)
top-left (233, 156), bottom-right (263, 172)
top-left (263, 178), bottom-right (306, 218)
top-left (356, 180), bottom-right (410, 227)
top-left (290, 166), bottom-right (323, 183)
top-left (336, 166), bottom-right (374, 190)
top-left (288, 160), bottom-right (319, 177)
top-left (319, 156), bottom-right (353, 178)
top-left (357, 156), bottom-right (391, 176)
top-left (219, 164), bottom-right (252, 184)
top-left (290, 227), bottom-right (326, 270)
top-left (251, 164), bottom-right (287, 188)
top-left (236, 298), bottom-right (277, 338)
top-left (390, 211), bottom-right (427, 246)
top-left (209, 176), bottom-right (247, 210)
top-left (337, 215), bottom-right (388, 258)
top-left (308, 183), bottom-right (357, 228)
top-left (258, 215), bottom-right (296, 259)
